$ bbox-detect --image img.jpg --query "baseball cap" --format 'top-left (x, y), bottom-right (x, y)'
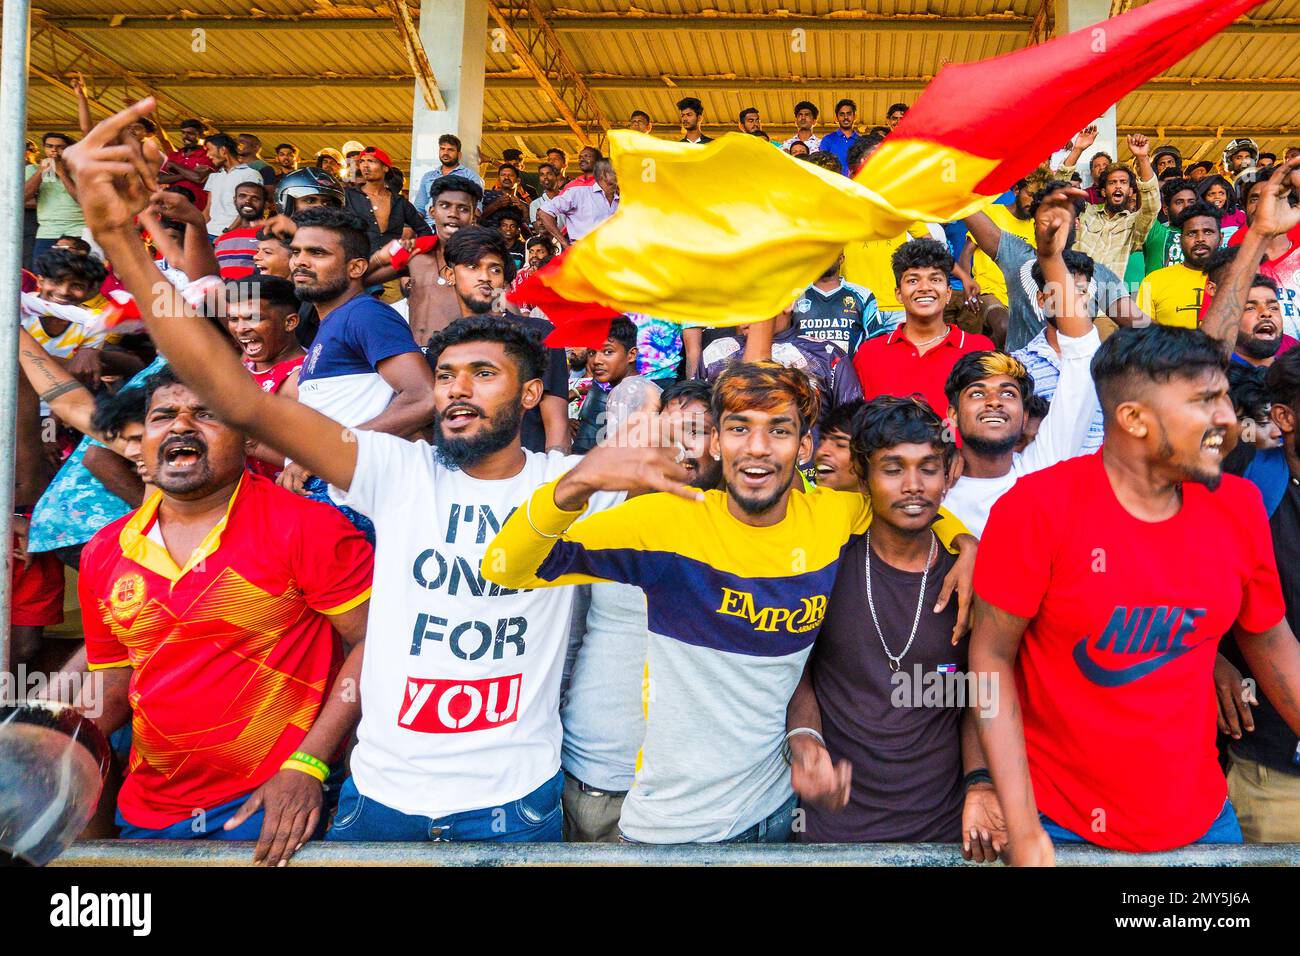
top-left (361, 146), bottom-right (394, 169)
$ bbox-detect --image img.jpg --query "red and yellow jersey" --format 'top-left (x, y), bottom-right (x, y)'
top-left (79, 472), bottom-right (374, 828)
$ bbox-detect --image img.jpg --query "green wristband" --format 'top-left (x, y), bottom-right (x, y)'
top-left (287, 750), bottom-right (330, 778)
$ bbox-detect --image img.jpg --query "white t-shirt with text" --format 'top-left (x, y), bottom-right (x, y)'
top-left (338, 430), bottom-right (620, 817)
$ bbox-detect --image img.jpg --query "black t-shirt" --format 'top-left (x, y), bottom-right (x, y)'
top-left (424, 312), bottom-right (567, 454)
top-left (1225, 473), bottom-right (1300, 774)
top-left (294, 301), bottom-right (320, 349)
top-left (802, 534), bottom-right (965, 842)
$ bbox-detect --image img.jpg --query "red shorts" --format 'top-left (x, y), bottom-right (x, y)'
top-left (12, 545), bottom-right (65, 627)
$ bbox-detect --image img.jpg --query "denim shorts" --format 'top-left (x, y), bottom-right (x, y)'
top-left (327, 770), bottom-right (565, 843)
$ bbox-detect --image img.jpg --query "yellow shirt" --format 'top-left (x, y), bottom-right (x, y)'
top-left (23, 312), bottom-right (108, 358)
top-left (1135, 263), bottom-right (1205, 329)
top-left (842, 222), bottom-right (931, 312)
top-left (971, 203), bottom-right (1036, 304)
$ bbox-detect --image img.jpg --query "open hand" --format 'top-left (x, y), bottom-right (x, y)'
top-left (224, 768), bottom-right (324, 867)
top-left (1074, 125), bottom-right (1098, 151)
top-left (554, 442), bottom-right (701, 510)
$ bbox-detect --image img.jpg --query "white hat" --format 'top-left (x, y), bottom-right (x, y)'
top-left (341, 140), bottom-right (365, 156)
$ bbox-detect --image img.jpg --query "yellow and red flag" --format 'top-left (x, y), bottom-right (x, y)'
top-left (513, 0), bottom-right (1268, 346)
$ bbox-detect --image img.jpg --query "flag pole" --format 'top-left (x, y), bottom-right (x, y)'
top-left (0, 0), bottom-right (33, 679)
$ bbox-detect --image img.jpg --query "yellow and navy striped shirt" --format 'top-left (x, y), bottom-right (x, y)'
top-left (486, 480), bottom-right (969, 843)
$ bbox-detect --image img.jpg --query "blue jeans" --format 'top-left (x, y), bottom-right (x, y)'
top-left (116, 765), bottom-right (344, 840)
top-left (327, 770), bottom-right (565, 842)
top-left (621, 793), bottom-right (798, 844)
top-left (303, 476), bottom-right (375, 545)
top-left (117, 794), bottom-right (265, 840)
top-left (1040, 799), bottom-right (1243, 846)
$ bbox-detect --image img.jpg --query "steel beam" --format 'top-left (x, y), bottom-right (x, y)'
top-left (486, 0), bottom-right (608, 148)
top-left (26, 74), bottom-right (1300, 95)
top-left (44, 13), bottom-right (1300, 36)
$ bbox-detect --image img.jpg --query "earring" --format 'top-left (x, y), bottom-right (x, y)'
top-left (712, 452), bottom-right (721, 460)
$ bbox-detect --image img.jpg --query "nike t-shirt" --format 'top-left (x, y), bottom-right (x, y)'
top-left (974, 452), bottom-right (1284, 852)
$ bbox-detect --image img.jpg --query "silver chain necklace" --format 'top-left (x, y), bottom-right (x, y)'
top-left (911, 326), bottom-right (951, 350)
top-left (864, 529), bottom-right (938, 672)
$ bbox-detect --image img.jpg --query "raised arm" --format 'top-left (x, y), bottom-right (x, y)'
top-left (1201, 159), bottom-right (1300, 353)
top-left (484, 443), bottom-right (698, 591)
top-left (1019, 192), bottom-right (1100, 472)
top-left (138, 206), bottom-right (186, 273)
top-left (1034, 186), bottom-right (1091, 339)
top-left (71, 75), bottom-right (92, 136)
top-left (1056, 124), bottom-right (1097, 175)
top-left (148, 190), bottom-right (220, 279)
top-left (61, 99), bottom-right (362, 492)
top-left (1126, 134), bottom-right (1159, 247)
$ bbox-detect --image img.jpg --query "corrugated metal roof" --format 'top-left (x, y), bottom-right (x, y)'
top-left (16, 0), bottom-right (1300, 175)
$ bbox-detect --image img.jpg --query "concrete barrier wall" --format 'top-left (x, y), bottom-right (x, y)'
top-left (52, 840), bottom-right (1300, 867)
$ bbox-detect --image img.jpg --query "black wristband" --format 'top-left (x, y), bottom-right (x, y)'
top-left (963, 768), bottom-right (993, 792)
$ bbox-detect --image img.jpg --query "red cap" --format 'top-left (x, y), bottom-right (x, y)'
top-left (362, 146), bottom-right (394, 169)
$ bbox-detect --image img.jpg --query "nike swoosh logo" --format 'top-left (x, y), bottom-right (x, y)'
top-left (1071, 637), bottom-right (1195, 687)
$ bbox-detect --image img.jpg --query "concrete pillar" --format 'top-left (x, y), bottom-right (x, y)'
top-left (410, 0), bottom-right (487, 192)
top-left (1054, 0), bottom-right (1120, 185)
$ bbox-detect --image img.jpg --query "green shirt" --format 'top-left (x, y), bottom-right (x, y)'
top-left (1142, 220), bottom-right (1183, 275)
top-left (34, 166), bottom-right (85, 239)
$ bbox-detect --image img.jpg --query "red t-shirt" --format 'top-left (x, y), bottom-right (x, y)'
top-left (164, 146), bottom-right (213, 212)
top-left (852, 325), bottom-right (995, 422)
top-left (244, 354), bottom-right (306, 480)
top-left (974, 452), bottom-right (1284, 851)
top-left (80, 473), bottom-right (374, 828)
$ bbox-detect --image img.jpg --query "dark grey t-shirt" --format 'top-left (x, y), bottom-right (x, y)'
top-left (802, 533), bottom-right (965, 843)
top-left (999, 232), bottom-right (1128, 352)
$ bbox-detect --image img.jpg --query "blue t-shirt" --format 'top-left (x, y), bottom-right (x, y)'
top-left (819, 130), bottom-right (860, 175)
top-left (297, 294), bottom-right (421, 428)
top-left (29, 355), bottom-right (168, 554)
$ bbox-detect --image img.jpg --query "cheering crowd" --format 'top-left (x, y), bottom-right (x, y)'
top-left (12, 83), bottom-right (1300, 867)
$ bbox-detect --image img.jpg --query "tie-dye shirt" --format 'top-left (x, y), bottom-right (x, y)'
top-left (628, 314), bottom-right (683, 381)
